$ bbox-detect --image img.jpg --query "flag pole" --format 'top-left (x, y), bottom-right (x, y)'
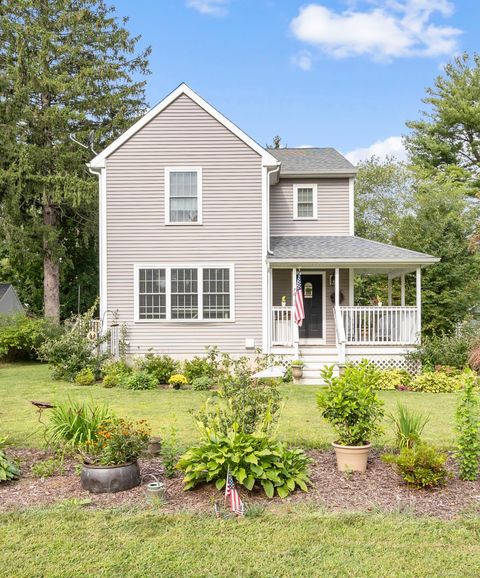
top-left (224, 466), bottom-right (229, 509)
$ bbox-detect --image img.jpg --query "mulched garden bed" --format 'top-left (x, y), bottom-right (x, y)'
top-left (1, 447), bottom-right (480, 519)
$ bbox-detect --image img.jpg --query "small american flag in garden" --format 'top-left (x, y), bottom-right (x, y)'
top-left (293, 273), bottom-right (305, 327)
top-left (225, 470), bottom-right (245, 516)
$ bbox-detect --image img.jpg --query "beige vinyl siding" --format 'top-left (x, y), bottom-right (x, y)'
top-left (105, 94), bottom-right (263, 356)
top-left (272, 268), bottom-right (350, 345)
top-left (270, 178), bottom-right (350, 236)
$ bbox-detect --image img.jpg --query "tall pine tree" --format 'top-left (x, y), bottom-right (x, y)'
top-left (0, 0), bottom-right (150, 320)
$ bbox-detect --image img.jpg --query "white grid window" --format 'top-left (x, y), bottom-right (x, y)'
top-left (203, 268), bottom-right (230, 319)
top-left (294, 184), bottom-right (317, 220)
top-left (167, 170), bottom-right (200, 223)
top-left (135, 265), bottom-right (234, 322)
top-left (138, 268), bottom-right (166, 319)
top-left (171, 268), bottom-right (198, 319)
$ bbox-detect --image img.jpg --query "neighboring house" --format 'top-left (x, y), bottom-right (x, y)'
top-left (0, 284), bottom-right (24, 314)
top-left (88, 84), bottom-right (438, 382)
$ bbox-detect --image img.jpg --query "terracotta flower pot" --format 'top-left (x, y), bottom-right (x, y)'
top-left (332, 442), bottom-right (371, 473)
top-left (81, 461), bottom-right (140, 494)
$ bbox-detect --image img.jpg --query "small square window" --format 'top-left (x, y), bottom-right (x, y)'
top-left (294, 184), bottom-right (317, 220)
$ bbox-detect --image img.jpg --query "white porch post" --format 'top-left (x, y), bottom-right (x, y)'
top-left (348, 268), bottom-right (354, 305)
top-left (387, 276), bottom-right (393, 306)
top-left (334, 268), bottom-right (340, 307)
top-left (416, 267), bottom-right (422, 337)
top-left (400, 274), bottom-right (405, 307)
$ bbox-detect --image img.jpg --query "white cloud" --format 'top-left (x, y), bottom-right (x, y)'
top-left (345, 136), bottom-right (408, 163)
top-left (186, 0), bottom-right (228, 16)
top-left (292, 50), bottom-right (313, 71)
top-left (290, 1), bottom-right (462, 62)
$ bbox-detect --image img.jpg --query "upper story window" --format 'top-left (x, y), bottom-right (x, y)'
top-left (135, 264), bottom-right (234, 322)
top-left (293, 184), bottom-right (318, 220)
top-left (165, 167), bottom-right (203, 225)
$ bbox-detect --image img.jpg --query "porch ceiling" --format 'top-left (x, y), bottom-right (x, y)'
top-left (268, 236), bottom-right (439, 273)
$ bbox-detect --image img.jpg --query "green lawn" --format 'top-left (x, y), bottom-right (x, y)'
top-left (1, 362), bottom-right (458, 449)
top-left (1, 507), bottom-right (479, 577)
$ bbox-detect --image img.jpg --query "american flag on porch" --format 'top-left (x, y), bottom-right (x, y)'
top-left (293, 272), bottom-right (305, 327)
top-left (225, 470), bottom-right (245, 516)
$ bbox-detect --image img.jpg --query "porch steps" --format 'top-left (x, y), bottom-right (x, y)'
top-left (296, 346), bottom-right (340, 385)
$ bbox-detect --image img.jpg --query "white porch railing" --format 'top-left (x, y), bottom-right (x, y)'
top-left (271, 306), bottom-right (294, 346)
top-left (339, 306), bottom-right (419, 345)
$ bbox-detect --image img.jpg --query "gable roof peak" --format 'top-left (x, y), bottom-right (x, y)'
top-left (88, 83), bottom-right (279, 169)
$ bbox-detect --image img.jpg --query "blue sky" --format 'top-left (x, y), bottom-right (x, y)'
top-left (112, 0), bottom-right (479, 162)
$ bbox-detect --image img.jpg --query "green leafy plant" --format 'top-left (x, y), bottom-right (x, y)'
top-left (407, 327), bottom-right (478, 371)
top-left (37, 305), bottom-right (108, 381)
top-left (74, 367), bottom-right (96, 386)
top-left (101, 359), bottom-right (132, 388)
top-left (193, 373), bottom-right (282, 437)
top-left (191, 376), bottom-right (211, 391)
top-left (183, 356), bottom-right (217, 383)
top-left (83, 418), bottom-right (151, 466)
top-left (382, 444), bottom-right (449, 489)
top-left (124, 370), bottom-right (158, 391)
top-left (318, 361), bottom-right (384, 446)
top-left (159, 426), bottom-right (181, 478)
top-left (31, 457), bottom-right (65, 478)
top-left (390, 404), bottom-right (429, 449)
top-left (178, 432), bottom-right (310, 498)
top-left (291, 359), bottom-right (304, 367)
top-left (0, 437), bottom-right (20, 482)
top-left (410, 370), bottom-right (468, 393)
top-left (455, 372), bottom-right (480, 481)
top-left (376, 369), bottom-right (412, 391)
top-left (47, 398), bottom-right (115, 448)
top-left (135, 352), bottom-right (179, 384)
top-left (0, 313), bottom-right (61, 361)
top-left (169, 374), bottom-right (188, 389)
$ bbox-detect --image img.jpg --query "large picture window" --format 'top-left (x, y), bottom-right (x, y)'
top-left (165, 168), bottom-right (202, 224)
top-left (135, 264), bottom-right (234, 322)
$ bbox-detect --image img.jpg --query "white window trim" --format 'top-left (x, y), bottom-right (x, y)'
top-left (165, 167), bottom-right (203, 225)
top-left (293, 183), bottom-right (318, 220)
top-left (133, 263), bottom-right (235, 323)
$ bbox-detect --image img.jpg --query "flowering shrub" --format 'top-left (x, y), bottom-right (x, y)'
top-left (169, 374), bottom-right (188, 389)
top-left (84, 419), bottom-right (151, 466)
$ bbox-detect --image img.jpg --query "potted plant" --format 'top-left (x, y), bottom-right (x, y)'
top-left (291, 359), bottom-right (304, 381)
top-left (317, 361), bottom-right (384, 473)
top-left (81, 418), bottom-right (150, 493)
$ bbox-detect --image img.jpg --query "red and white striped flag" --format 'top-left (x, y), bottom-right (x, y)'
top-left (293, 273), bottom-right (305, 327)
top-left (225, 470), bottom-right (245, 516)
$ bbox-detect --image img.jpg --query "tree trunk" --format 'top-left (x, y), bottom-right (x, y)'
top-left (43, 203), bottom-right (60, 322)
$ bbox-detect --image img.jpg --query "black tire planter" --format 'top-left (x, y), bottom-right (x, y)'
top-left (81, 462), bottom-right (140, 494)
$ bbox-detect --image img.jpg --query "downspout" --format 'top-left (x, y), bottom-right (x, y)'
top-left (266, 163), bottom-right (281, 255)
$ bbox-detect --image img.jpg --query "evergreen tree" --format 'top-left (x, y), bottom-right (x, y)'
top-left (0, 0), bottom-right (150, 320)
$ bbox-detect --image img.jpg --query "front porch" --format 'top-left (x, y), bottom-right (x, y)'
top-left (266, 235), bottom-right (439, 380)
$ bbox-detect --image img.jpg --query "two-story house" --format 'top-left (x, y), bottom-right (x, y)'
top-left (88, 84), bottom-right (438, 383)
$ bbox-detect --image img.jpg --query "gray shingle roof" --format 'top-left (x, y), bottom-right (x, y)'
top-left (269, 236), bottom-right (438, 263)
top-left (267, 148), bottom-right (356, 175)
top-left (0, 284), bottom-right (12, 300)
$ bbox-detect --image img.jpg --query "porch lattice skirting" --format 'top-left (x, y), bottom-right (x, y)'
top-left (347, 355), bottom-right (420, 374)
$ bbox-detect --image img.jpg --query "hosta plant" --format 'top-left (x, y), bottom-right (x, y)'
top-left (0, 438), bottom-right (20, 482)
top-left (177, 432), bottom-right (310, 498)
